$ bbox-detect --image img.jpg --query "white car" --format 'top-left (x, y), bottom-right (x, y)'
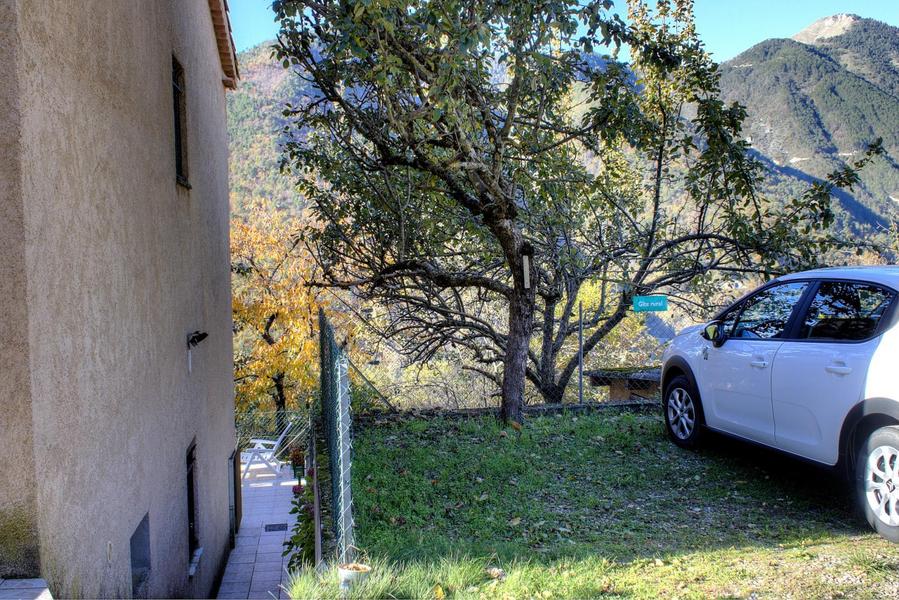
top-left (661, 266), bottom-right (899, 542)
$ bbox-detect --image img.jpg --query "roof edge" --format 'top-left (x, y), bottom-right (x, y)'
top-left (208, 0), bottom-right (239, 89)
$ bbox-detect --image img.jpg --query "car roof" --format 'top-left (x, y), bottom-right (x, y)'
top-left (776, 265), bottom-right (899, 289)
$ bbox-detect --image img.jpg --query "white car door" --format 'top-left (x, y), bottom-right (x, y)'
top-left (772, 280), bottom-right (895, 465)
top-left (700, 281), bottom-right (809, 446)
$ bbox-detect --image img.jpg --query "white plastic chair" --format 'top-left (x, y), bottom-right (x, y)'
top-left (241, 421), bottom-right (293, 479)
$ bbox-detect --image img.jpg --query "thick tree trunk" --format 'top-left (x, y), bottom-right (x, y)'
top-left (487, 212), bottom-right (536, 424)
top-left (496, 223), bottom-right (537, 423)
top-left (501, 289), bottom-right (532, 423)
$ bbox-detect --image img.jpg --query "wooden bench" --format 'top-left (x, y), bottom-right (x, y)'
top-left (586, 368), bottom-right (661, 401)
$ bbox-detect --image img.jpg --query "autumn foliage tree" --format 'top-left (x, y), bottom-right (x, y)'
top-left (231, 206), bottom-right (322, 425)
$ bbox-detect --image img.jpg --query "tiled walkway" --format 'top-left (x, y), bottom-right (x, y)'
top-left (216, 463), bottom-right (298, 600)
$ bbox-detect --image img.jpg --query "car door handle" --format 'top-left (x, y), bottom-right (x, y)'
top-left (826, 364), bottom-right (852, 375)
top-left (750, 359), bottom-right (768, 369)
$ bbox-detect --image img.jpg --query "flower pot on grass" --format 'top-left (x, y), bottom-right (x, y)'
top-left (337, 563), bottom-right (371, 590)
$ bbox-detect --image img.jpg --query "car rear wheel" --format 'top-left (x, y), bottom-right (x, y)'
top-left (663, 375), bottom-right (704, 449)
top-left (855, 426), bottom-right (899, 543)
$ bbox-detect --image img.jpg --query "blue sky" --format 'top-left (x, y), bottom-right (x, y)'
top-left (229, 0), bottom-right (899, 62)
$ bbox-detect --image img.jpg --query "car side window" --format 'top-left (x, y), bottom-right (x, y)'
top-left (731, 282), bottom-right (808, 339)
top-left (799, 281), bottom-right (895, 341)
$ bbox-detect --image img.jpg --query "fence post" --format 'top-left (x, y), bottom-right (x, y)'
top-left (316, 308), bottom-right (356, 565)
top-left (335, 353), bottom-right (355, 563)
top-left (308, 413), bottom-right (322, 567)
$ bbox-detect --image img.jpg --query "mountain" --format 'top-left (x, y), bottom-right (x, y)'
top-left (797, 14), bottom-right (899, 99)
top-left (228, 15), bottom-right (899, 238)
top-left (718, 14), bottom-right (899, 235)
top-left (227, 42), bottom-right (305, 217)
top-left (791, 14), bottom-right (859, 45)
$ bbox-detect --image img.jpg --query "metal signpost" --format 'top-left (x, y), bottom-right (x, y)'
top-left (578, 300), bottom-right (584, 404)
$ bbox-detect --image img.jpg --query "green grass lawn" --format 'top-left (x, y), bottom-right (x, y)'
top-left (287, 410), bottom-right (899, 599)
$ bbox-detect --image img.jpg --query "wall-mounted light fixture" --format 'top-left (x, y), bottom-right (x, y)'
top-left (186, 331), bottom-right (208, 373)
top-left (187, 331), bottom-right (208, 348)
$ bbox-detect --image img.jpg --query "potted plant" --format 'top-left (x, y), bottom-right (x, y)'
top-left (289, 447), bottom-right (305, 480)
top-left (337, 560), bottom-right (371, 590)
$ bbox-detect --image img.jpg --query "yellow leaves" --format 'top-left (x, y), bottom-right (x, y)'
top-left (231, 207), bottom-right (325, 412)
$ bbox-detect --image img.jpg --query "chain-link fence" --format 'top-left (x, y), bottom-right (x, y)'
top-left (317, 308), bottom-right (356, 565)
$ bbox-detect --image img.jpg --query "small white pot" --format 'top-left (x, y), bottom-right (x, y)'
top-left (337, 563), bottom-right (371, 590)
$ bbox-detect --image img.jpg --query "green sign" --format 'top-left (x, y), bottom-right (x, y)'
top-left (633, 295), bottom-right (668, 312)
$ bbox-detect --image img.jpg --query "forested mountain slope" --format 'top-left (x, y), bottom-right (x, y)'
top-left (229, 15), bottom-right (899, 238)
top-left (228, 43), bottom-right (303, 217)
top-left (718, 14), bottom-right (899, 236)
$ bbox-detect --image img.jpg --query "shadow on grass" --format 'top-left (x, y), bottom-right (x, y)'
top-left (700, 428), bottom-right (856, 511)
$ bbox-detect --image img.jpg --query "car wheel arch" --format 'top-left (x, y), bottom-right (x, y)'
top-left (839, 398), bottom-right (899, 478)
top-left (662, 357), bottom-right (699, 398)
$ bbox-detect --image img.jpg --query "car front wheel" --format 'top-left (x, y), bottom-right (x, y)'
top-left (663, 374), bottom-right (704, 449)
top-left (856, 426), bottom-right (899, 543)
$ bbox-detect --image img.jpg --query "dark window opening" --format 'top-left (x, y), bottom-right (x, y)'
top-left (172, 57), bottom-right (189, 187)
top-left (130, 513), bottom-right (151, 599)
top-left (186, 442), bottom-right (199, 558)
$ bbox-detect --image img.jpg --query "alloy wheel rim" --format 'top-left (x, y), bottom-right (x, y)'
top-left (865, 444), bottom-right (899, 527)
top-left (667, 387), bottom-right (695, 440)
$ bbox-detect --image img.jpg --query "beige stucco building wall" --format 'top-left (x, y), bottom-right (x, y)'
top-left (0, 0), bottom-right (40, 579)
top-left (0, 1), bottom-right (237, 597)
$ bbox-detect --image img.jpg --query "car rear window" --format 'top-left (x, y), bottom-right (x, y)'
top-left (799, 281), bottom-right (895, 341)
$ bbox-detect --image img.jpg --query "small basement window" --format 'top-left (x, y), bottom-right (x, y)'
top-left (172, 56), bottom-right (190, 188)
top-left (186, 442), bottom-right (199, 556)
top-left (186, 441), bottom-right (203, 576)
top-left (130, 513), bottom-right (151, 599)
